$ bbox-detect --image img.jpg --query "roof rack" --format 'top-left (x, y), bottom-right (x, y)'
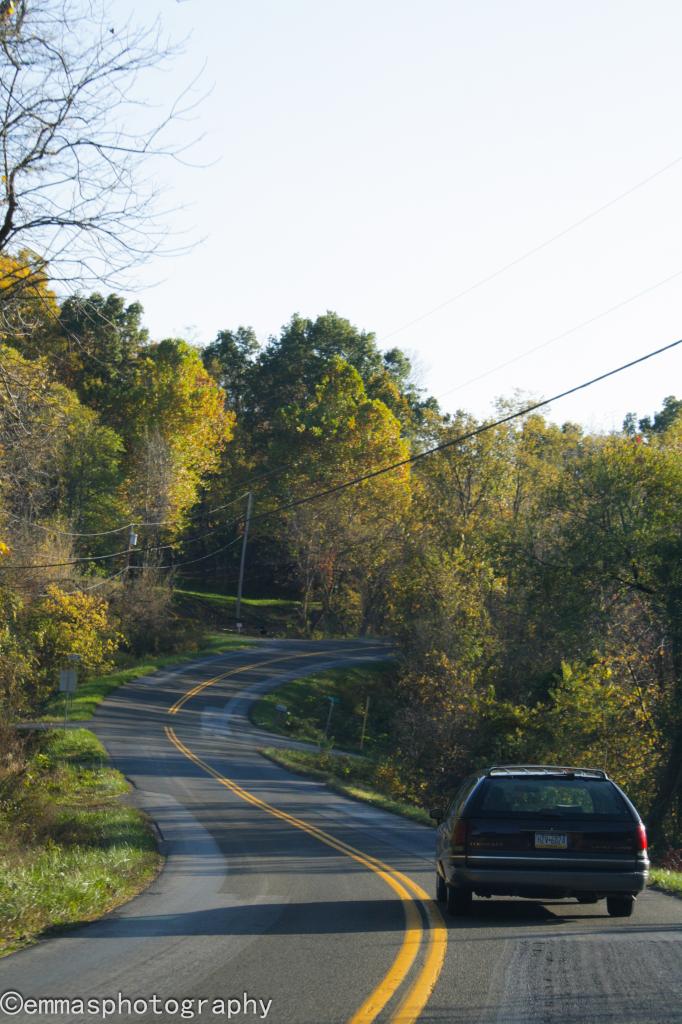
top-left (486, 765), bottom-right (609, 780)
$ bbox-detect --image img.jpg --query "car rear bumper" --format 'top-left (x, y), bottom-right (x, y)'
top-left (447, 863), bottom-right (648, 897)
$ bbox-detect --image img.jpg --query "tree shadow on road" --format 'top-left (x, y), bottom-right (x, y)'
top-left (56, 898), bottom-right (407, 939)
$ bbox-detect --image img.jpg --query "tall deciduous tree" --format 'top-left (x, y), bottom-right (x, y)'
top-left (124, 339), bottom-right (234, 533)
top-left (271, 357), bottom-right (411, 631)
top-left (0, 343), bottom-right (126, 534)
top-left (540, 426), bottom-right (682, 844)
top-left (0, 0), bottom-right (191, 294)
top-left (202, 327), bottom-right (259, 415)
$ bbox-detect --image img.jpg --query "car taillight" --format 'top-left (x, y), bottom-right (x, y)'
top-left (452, 820), bottom-right (468, 850)
top-left (636, 822), bottom-right (648, 852)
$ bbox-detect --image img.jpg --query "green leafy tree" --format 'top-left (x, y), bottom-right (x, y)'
top-left (547, 431), bottom-right (682, 844)
top-left (202, 327), bottom-right (259, 414)
top-left (57, 404), bottom-right (126, 539)
top-left (268, 357), bottom-right (411, 630)
top-left (0, 343), bottom-right (127, 537)
top-left (124, 339), bottom-right (234, 531)
top-left (638, 396), bottom-right (682, 437)
top-left (53, 293), bottom-right (148, 424)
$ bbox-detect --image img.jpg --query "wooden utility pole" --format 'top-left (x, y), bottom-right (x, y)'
top-left (360, 696), bottom-right (370, 750)
top-left (235, 491), bottom-right (253, 623)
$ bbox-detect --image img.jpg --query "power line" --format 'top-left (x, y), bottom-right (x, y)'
top-left (3, 565), bottom-right (131, 596)
top-left (242, 337), bottom-right (682, 526)
top-left (3, 511), bottom-right (132, 539)
top-left (381, 153), bottom-right (682, 343)
top-left (0, 508), bottom-right (248, 570)
top-left (4, 337), bottom-right (679, 573)
top-left (3, 440), bottom-right (400, 546)
top-left (58, 567), bottom-right (130, 595)
top-left (0, 545), bottom-right (134, 570)
top-left (81, 336), bottom-right (682, 575)
top-left (3, 491), bottom-right (249, 540)
top-left (434, 267), bottom-right (682, 405)
top-left (126, 535), bottom-right (243, 572)
top-left (165, 335), bottom-right (682, 543)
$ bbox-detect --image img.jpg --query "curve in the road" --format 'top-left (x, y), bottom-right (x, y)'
top-left (169, 647), bottom-right (387, 717)
top-left (165, 646), bottom-right (448, 1024)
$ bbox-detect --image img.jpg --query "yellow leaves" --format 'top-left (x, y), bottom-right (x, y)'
top-left (0, 253), bottom-right (50, 294)
top-left (0, 540), bottom-right (8, 557)
top-left (32, 584), bottom-right (123, 678)
top-left (125, 340), bottom-right (235, 527)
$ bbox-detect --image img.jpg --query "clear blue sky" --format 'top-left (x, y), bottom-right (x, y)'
top-left (113, 0), bottom-right (681, 430)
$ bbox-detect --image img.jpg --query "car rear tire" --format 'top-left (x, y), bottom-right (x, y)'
top-left (436, 872), bottom-right (447, 903)
top-left (606, 895), bottom-right (634, 917)
top-left (446, 884), bottom-right (472, 916)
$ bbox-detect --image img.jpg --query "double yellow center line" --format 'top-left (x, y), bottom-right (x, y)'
top-left (168, 648), bottom-right (381, 716)
top-left (164, 649), bottom-right (447, 1023)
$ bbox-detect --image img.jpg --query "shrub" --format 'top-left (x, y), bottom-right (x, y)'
top-left (26, 585), bottom-right (122, 683)
top-left (661, 848), bottom-right (682, 871)
top-left (109, 569), bottom-right (178, 655)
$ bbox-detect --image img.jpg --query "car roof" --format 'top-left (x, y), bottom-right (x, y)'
top-left (482, 765), bottom-right (610, 780)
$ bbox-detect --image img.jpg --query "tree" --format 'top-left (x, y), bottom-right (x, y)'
top-left (638, 396), bottom-right (682, 437)
top-left (0, 0), bottom-right (191, 302)
top-left (0, 342), bottom-right (74, 520)
top-left (247, 312), bottom-right (417, 433)
top-left (52, 293), bottom-right (148, 420)
top-left (26, 583), bottom-right (122, 681)
top-left (514, 427), bottom-right (682, 845)
top-left (57, 403), bottom-right (125, 538)
top-left (0, 342), bottom-right (129, 576)
top-left (202, 327), bottom-right (259, 415)
top-left (0, 251), bottom-right (58, 346)
top-left (270, 358), bottom-right (411, 631)
top-left (124, 339), bottom-right (234, 532)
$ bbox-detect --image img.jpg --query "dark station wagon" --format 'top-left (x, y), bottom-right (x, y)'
top-left (433, 765), bottom-right (649, 918)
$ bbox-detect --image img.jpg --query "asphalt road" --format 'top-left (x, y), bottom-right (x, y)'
top-left (1, 638), bottom-right (681, 1024)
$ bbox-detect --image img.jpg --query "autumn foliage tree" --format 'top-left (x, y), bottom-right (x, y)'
top-left (271, 357), bottom-right (411, 631)
top-left (124, 339), bottom-right (234, 534)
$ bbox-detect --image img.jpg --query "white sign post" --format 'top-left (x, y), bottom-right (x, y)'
top-left (59, 654), bottom-right (79, 729)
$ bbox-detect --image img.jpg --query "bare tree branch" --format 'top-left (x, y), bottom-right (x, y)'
top-left (0, 0), bottom-right (199, 292)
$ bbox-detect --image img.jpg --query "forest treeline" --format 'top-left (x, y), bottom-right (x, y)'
top-left (1, 253), bottom-right (681, 848)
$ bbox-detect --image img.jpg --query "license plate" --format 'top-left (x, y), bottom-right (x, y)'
top-left (535, 832), bottom-right (568, 849)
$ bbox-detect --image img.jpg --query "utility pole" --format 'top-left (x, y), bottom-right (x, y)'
top-left (235, 491), bottom-right (253, 624)
top-left (127, 526), bottom-right (138, 575)
top-left (360, 696), bottom-right (371, 750)
top-left (322, 696), bottom-right (338, 746)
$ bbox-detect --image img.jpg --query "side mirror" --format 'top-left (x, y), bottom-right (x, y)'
top-left (430, 807), bottom-right (445, 824)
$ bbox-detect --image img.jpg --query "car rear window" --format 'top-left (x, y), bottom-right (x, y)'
top-left (470, 777), bottom-right (631, 819)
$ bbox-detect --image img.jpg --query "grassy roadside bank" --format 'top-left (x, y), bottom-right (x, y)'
top-left (254, 660), bottom-right (430, 825)
top-left (650, 868), bottom-right (682, 898)
top-left (0, 729), bottom-right (162, 957)
top-left (40, 631), bottom-right (252, 722)
top-left (251, 661), bottom-right (397, 752)
top-left (175, 589), bottom-right (307, 636)
top-left (260, 746), bottom-right (431, 826)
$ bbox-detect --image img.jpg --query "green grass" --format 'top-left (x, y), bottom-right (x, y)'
top-left (650, 868), bottom-right (682, 898)
top-left (251, 661), bottom-right (397, 753)
top-left (175, 588), bottom-right (306, 635)
top-left (260, 746), bottom-right (432, 827)
top-left (40, 631), bottom-right (252, 722)
top-left (0, 729), bottom-right (162, 956)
